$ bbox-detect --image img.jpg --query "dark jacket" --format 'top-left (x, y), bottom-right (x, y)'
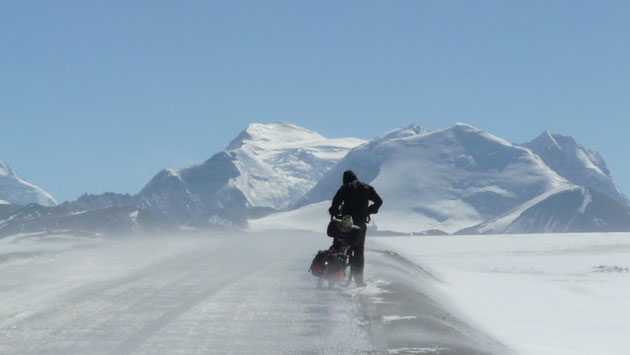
top-left (329, 177), bottom-right (383, 224)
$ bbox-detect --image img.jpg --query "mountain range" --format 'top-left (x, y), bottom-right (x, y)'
top-left (1, 122), bottom-right (629, 237)
top-left (0, 123), bottom-right (363, 235)
top-left (295, 123), bottom-right (568, 233)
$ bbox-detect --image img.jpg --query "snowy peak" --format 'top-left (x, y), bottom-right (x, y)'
top-left (375, 123), bottom-right (428, 141)
top-left (138, 151), bottom-right (242, 224)
top-left (538, 130), bottom-right (563, 151)
top-left (447, 123), bottom-right (523, 152)
top-left (526, 131), bottom-right (610, 176)
top-left (226, 122), bottom-right (326, 151)
top-left (227, 123), bottom-right (365, 209)
top-left (522, 131), bottom-right (627, 206)
top-left (0, 159), bottom-right (16, 177)
top-left (0, 157), bottom-right (57, 207)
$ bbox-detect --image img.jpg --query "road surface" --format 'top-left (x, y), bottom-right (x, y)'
top-left (0, 231), bottom-right (510, 354)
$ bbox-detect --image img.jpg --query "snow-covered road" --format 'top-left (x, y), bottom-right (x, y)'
top-left (0, 232), bottom-right (507, 354)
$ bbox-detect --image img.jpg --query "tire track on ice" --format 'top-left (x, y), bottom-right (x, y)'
top-left (1, 246), bottom-right (240, 353)
top-left (5, 246), bottom-right (236, 328)
top-left (110, 257), bottom-right (275, 354)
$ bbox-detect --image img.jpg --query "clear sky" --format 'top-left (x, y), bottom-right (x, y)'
top-left (2, 0), bottom-right (629, 203)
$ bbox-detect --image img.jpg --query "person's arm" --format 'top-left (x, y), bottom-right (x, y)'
top-left (329, 185), bottom-right (346, 216)
top-left (367, 186), bottom-right (383, 215)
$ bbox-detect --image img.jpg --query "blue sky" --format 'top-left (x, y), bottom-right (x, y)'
top-left (2, 0), bottom-right (629, 202)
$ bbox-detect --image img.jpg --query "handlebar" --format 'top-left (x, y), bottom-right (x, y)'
top-left (330, 214), bottom-right (371, 223)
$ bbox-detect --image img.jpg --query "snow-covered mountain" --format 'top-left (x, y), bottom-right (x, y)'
top-left (0, 158), bottom-right (57, 207)
top-left (504, 187), bottom-right (630, 233)
top-left (3, 122), bottom-right (630, 237)
top-left (457, 185), bottom-right (630, 234)
top-left (226, 123), bottom-right (365, 209)
top-left (293, 123), bottom-right (569, 234)
top-left (455, 185), bottom-right (574, 234)
top-left (0, 123), bottom-right (364, 236)
top-left (522, 131), bottom-right (628, 206)
top-left (137, 123), bottom-right (364, 226)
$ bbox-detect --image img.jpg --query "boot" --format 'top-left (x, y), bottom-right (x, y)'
top-left (354, 273), bottom-right (366, 287)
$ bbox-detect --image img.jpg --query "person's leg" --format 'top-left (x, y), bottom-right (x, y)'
top-left (350, 223), bottom-right (367, 286)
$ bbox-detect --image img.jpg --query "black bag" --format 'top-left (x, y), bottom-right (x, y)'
top-left (327, 218), bottom-right (343, 238)
top-left (308, 250), bottom-right (345, 277)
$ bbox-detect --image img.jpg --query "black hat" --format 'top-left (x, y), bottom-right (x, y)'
top-left (343, 170), bottom-right (358, 184)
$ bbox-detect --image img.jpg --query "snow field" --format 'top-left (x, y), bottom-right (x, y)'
top-left (372, 233), bottom-right (630, 355)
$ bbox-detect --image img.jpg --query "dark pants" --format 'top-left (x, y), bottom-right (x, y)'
top-left (350, 222), bottom-right (367, 281)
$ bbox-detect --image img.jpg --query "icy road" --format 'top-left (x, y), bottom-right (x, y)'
top-left (0, 232), bottom-right (507, 354)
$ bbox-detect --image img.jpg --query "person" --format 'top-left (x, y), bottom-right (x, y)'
top-left (328, 170), bottom-right (383, 287)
